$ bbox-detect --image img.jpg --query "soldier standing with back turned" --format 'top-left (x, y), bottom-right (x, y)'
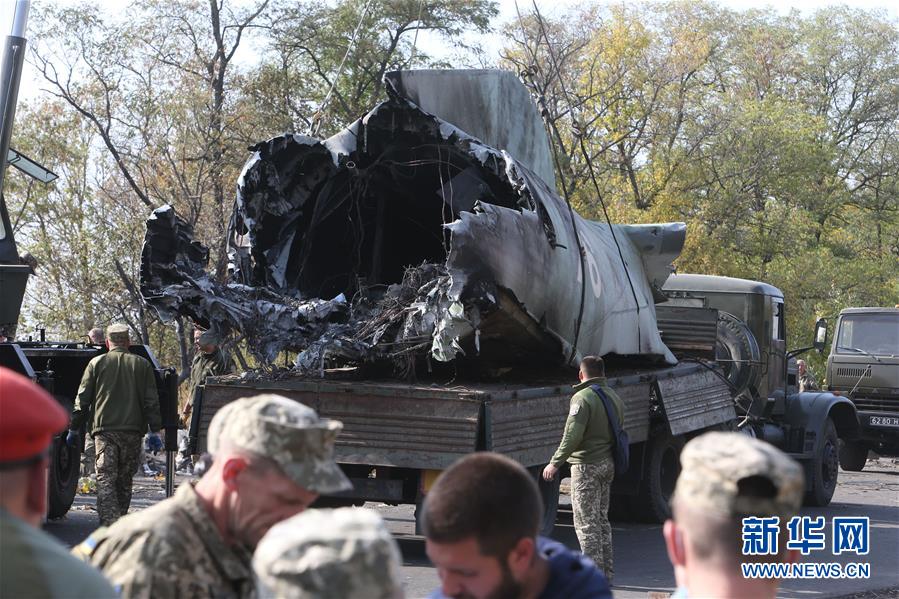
top-left (543, 355), bottom-right (624, 582)
top-left (67, 324), bottom-right (162, 526)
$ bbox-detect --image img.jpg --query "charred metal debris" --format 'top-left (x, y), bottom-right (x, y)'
top-left (140, 70), bottom-right (685, 376)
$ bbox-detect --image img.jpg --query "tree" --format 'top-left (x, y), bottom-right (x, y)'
top-left (241, 0), bottom-right (498, 138)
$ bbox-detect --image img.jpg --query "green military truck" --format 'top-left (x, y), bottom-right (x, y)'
top-left (190, 273), bottom-right (859, 529)
top-left (825, 307), bottom-right (899, 471)
top-left (173, 68), bottom-right (857, 530)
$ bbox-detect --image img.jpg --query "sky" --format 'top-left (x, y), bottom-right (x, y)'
top-left (2, 0), bottom-right (898, 103)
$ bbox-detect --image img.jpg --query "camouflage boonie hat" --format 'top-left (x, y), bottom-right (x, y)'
top-left (253, 507), bottom-right (404, 599)
top-left (105, 323), bottom-right (130, 343)
top-left (673, 432), bottom-right (804, 518)
top-left (208, 394), bottom-right (351, 494)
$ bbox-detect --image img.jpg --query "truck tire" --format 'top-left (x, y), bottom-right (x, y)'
top-left (635, 432), bottom-right (684, 523)
top-left (716, 312), bottom-right (762, 400)
top-left (839, 440), bottom-right (868, 472)
top-left (804, 417), bottom-right (839, 507)
top-left (47, 435), bottom-right (80, 519)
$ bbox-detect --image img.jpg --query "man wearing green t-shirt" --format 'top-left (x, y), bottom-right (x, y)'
top-left (543, 356), bottom-right (623, 581)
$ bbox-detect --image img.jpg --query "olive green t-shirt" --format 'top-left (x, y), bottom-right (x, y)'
top-left (550, 377), bottom-right (624, 466)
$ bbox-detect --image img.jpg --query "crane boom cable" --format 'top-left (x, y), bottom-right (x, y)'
top-left (310, 0), bottom-right (373, 137)
top-left (513, 2), bottom-right (587, 366)
top-left (527, 0), bottom-right (643, 352)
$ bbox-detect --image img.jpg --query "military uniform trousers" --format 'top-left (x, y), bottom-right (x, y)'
top-left (81, 434), bottom-right (95, 477)
top-left (570, 457), bottom-right (615, 580)
top-left (94, 431), bottom-right (142, 526)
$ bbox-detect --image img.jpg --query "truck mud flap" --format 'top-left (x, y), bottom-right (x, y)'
top-left (657, 368), bottom-right (735, 435)
top-left (199, 381), bottom-right (482, 470)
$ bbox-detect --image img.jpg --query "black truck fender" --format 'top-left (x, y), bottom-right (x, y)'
top-left (782, 391), bottom-right (859, 457)
top-left (782, 391), bottom-right (858, 506)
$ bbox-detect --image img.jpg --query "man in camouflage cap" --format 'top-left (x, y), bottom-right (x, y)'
top-left (182, 327), bottom-right (234, 429)
top-left (254, 507), bottom-right (404, 599)
top-left (178, 327), bottom-right (234, 473)
top-left (67, 323), bottom-right (162, 525)
top-left (663, 432), bottom-right (804, 599)
top-left (75, 394), bottom-right (351, 598)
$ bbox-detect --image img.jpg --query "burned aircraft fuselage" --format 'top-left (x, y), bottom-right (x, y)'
top-left (142, 70), bottom-right (685, 372)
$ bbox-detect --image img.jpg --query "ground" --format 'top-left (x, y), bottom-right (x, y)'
top-left (47, 458), bottom-right (899, 599)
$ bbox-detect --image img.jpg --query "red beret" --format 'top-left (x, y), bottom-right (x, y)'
top-left (0, 368), bottom-right (68, 464)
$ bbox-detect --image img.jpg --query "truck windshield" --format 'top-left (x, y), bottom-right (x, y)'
top-left (836, 313), bottom-right (899, 357)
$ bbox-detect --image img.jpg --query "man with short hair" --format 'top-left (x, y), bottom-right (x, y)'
top-left (542, 355), bottom-right (623, 580)
top-left (0, 368), bottom-right (116, 598)
top-left (75, 394), bottom-right (352, 598)
top-left (254, 507), bottom-right (404, 599)
top-left (67, 323), bottom-right (162, 525)
top-left (88, 327), bottom-right (106, 345)
top-left (424, 452), bottom-right (611, 599)
top-left (797, 360), bottom-right (819, 392)
top-left (663, 432), bottom-right (804, 599)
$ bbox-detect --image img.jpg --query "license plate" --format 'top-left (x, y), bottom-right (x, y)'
top-left (869, 416), bottom-right (899, 427)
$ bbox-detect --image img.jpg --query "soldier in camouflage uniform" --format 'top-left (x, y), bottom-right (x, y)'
top-left (67, 324), bottom-right (162, 526)
top-left (181, 328), bottom-right (234, 427)
top-left (543, 356), bottom-right (623, 581)
top-left (254, 507), bottom-right (404, 599)
top-left (663, 432), bottom-right (804, 599)
top-left (797, 359), bottom-right (819, 392)
top-left (74, 394), bottom-right (352, 598)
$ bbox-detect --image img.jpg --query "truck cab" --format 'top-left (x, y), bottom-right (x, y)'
top-left (826, 307), bottom-right (899, 471)
top-left (663, 274), bottom-right (858, 506)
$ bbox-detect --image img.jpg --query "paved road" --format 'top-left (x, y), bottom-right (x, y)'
top-left (47, 459), bottom-right (899, 598)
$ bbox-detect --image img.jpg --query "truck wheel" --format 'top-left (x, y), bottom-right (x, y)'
top-left (804, 417), bottom-right (839, 507)
top-left (839, 440), bottom-right (868, 472)
top-left (635, 432), bottom-right (684, 523)
top-left (47, 435), bottom-right (81, 519)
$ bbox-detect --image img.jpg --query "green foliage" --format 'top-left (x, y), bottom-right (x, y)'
top-left (242, 0), bottom-right (498, 136)
top-left (502, 2), bottom-right (898, 359)
top-left (7, 0), bottom-right (895, 379)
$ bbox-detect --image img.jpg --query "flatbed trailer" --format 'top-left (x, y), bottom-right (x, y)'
top-left (191, 361), bottom-right (735, 531)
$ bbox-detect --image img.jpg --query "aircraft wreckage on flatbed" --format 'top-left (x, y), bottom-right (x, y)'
top-left (140, 70), bottom-right (857, 524)
top-left (141, 69), bottom-right (685, 373)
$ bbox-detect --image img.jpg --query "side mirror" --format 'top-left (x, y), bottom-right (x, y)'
top-left (813, 318), bottom-right (828, 353)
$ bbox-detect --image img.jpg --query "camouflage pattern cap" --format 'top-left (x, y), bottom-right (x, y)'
top-left (673, 432), bottom-right (804, 518)
top-left (197, 329), bottom-right (221, 346)
top-left (253, 507), bottom-right (404, 599)
top-left (106, 323), bottom-right (129, 337)
top-left (207, 394), bottom-right (351, 494)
